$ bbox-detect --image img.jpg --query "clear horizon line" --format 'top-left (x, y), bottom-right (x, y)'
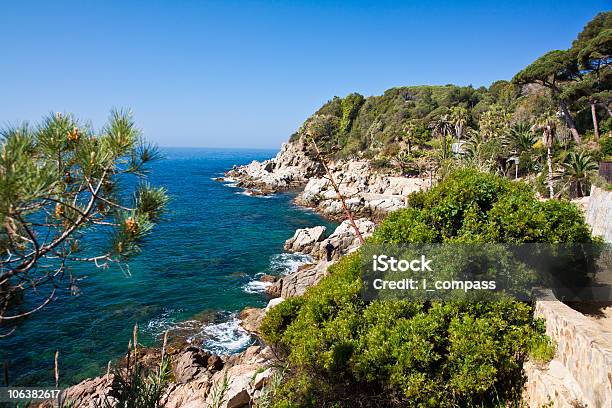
top-left (158, 145), bottom-right (281, 150)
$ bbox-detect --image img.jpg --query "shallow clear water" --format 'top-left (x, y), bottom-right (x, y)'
top-left (1, 148), bottom-right (336, 387)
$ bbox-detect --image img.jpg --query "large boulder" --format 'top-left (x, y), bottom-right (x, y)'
top-left (284, 226), bottom-right (326, 253)
top-left (173, 347), bottom-right (213, 383)
top-left (312, 218), bottom-right (376, 261)
top-left (238, 307), bottom-right (265, 335)
top-left (267, 262), bottom-right (325, 298)
top-left (44, 375), bottom-right (120, 408)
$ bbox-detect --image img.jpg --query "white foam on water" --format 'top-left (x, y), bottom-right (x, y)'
top-left (243, 279), bottom-right (273, 294)
top-left (269, 252), bottom-right (313, 275)
top-left (190, 314), bottom-right (254, 355)
top-left (143, 309), bottom-right (201, 339)
top-left (233, 189), bottom-right (275, 198)
top-left (215, 176), bottom-right (239, 188)
top-left (235, 190), bottom-right (254, 196)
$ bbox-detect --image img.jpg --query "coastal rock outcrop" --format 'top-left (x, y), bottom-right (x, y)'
top-left (283, 218), bottom-right (375, 261)
top-left (163, 345), bottom-right (274, 408)
top-left (269, 218), bottom-right (375, 299)
top-left (238, 307), bottom-right (266, 335)
top-left (225, 141), bottom-right (320, 191)
top-left (47, 375), bottom-right (120, 407)
top-left (55, 344), bottom-right (276, 408)
top-left (173, 347), bottom-right (216, 383)
top-left (223, 142), bottom-right (427, 217)
top-left (311, 218), bottom-right (376, 261)
top-left (297, 160), bottom-right (426, 219)
top-left (267, 261), bottom-right (326, 299)
top-left (283, 225), bottom-right (326, 253)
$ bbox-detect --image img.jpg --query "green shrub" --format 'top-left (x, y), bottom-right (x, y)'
top-left (375, 169), bottom-right (591, 244)
top-left (260, 297), bottom-right (305, 344)
top-left (599, 135), bottom-right (612, 159)
top-left (262, 170), bottom-right (588, 407)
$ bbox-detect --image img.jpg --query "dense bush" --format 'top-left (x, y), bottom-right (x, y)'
top-left (600, 135), bottom-right (612, 160)
top-left (261, 170), bottom-right (592, 407)
top-left (376, 169), bottom-right (592, 244)
top-left (300, 85), bottom-right (501, 159)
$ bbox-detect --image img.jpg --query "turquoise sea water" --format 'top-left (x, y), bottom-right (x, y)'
top-left (1, 148), bottom-right (336, 387)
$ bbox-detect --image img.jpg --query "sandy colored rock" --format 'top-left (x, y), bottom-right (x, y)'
top-left (239, 307), bottom-right (265, 334)
top-left (173, 347), bottom-right (212, 383)
top-left (284, 225), bottom-right (326, 253)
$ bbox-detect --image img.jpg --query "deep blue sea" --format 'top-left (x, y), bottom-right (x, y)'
top-left (1, 148), bottom-right (336, 387)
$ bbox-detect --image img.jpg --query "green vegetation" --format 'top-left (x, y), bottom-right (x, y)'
top-left (0, 110), bottom-right (167, 331)
top-left (375, 170), bottom-right (592, 244)
top-left (100, 328), bottom-right (171, 408)
top-left (259, 14), bottom-right (607, 406)
top-left (261, 169), bottom-right (592, 407)
top-left (290, 12), bottom-right (610, 197)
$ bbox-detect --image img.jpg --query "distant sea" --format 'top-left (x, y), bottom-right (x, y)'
top-left (1, 148), bottom-right (337, 387)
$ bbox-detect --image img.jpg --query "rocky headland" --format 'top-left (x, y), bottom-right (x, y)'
top-left (51, 135), bottom-right (612, 407)
top-left (226, 137), bottom-right (427, 220)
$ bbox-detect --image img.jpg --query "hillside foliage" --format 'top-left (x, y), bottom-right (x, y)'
top-left (290, 12), bottom-right (611, 197)
top-left (261, 169), bottom-right (593, 407)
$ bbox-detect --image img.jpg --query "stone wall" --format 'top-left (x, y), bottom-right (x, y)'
top-left (585, 186), bottom-right (612, 243)
top-left (524, 292), bottom-right (612, 407)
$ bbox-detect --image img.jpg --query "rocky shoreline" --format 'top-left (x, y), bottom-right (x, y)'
top-left (58, 140), bottom-right (426, 408)
top-left (226, 140), bottom-right (427, 220)
top-left (52, 139), bottom-right (610, 407)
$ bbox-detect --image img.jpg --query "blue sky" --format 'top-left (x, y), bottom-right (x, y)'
top-left (1, 1), bottom-right (609, 148)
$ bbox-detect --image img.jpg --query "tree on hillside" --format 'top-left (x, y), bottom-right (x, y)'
top-left (513, 12), bottom-right (612, 143)
top-left (339, 93), bottom-right (365, 134)
top-left (567, 12), bottom-right (612, 139)
top-left (0, 110), bottom-right (167, 336)
top-left (532, 114), bottom-right (559, 198)
top-left (562, 151), bottom-right (599, 197)
top-left (449, 106), bottom-right (470, 141)
top-left (402, 119), bottom-right (430, 154)
top-left (504, 123), bottom-right (538, 176)
top-left (513, 50), bottom-right (582, 143)
top-left (429, 114), bottom-right (453, 158)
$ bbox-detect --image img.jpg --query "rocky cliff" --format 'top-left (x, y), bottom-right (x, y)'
top-left (224, 140), bottom-right (321, 193)
top-left (296, 160), bottom-right (426, 219)
top-left (226, 138), bottom-right (427, 219)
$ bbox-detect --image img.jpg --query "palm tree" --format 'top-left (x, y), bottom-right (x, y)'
top-left (449, 106), bottom-right (469, 142)
top-left (504, 123), bottom-right (538, 176)
top-left (429, 114), bottom-right (453, 159)
top-left (402, 120), bottom-right (419, 153)
top-left (506, 123), bottom-right (537, 154)
top-left (563, 151), bottom-right (598, 197)
top-left (531, 115), bottom-right (557, 198)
